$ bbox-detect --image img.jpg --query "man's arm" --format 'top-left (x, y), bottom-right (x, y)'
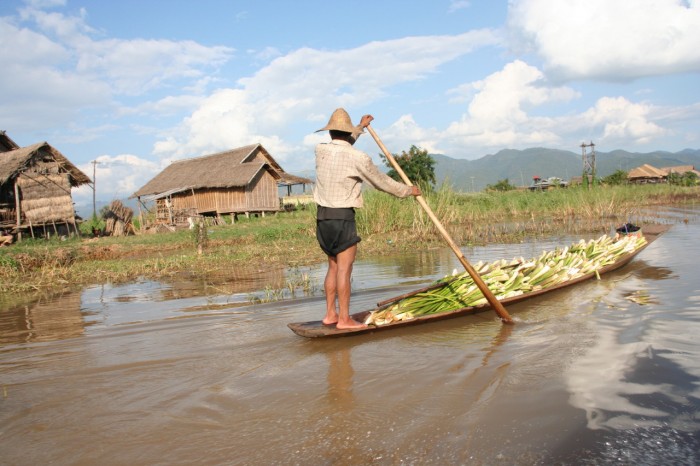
top-left (350, 114), bottom-right (374, 142)
top-left (356, 155), bottom-right (419, 198)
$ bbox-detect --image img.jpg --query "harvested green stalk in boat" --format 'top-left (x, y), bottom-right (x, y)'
top-left (364, 233), bottom-right (648, 326)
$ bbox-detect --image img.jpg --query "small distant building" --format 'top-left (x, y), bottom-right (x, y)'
top-left (568, 175), bottom-right (594, 186)
top-left (132, 143), bottom-right (312, 227)
top-left (627, 164), bottom-right (666, 184)
top-left (528, 176), bottom-right (568, 191)
top-left (0, 140), bottom-right (92, 239)
top-left (627, 164), bottom-right (699, 184)
top-left (660, 165), bottom-right (699, 178)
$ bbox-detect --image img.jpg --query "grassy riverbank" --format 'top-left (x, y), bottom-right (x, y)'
top-left (1, 184), bottom-right (698, 296)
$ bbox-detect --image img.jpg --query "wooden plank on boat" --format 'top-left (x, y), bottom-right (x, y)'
top-left (287, 224), bottom-right (671, 338)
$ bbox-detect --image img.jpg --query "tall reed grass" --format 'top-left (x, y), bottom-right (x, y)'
top-left (1, 184), bottom-right (697, 294)
top-left (358, 183), bottom-right (697, 244)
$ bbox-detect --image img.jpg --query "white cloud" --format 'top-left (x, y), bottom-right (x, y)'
top-left (383, 115), bottom-right (441, 155)
top-left (448, 1), bottom-right (471, 13)
top-left (249, 46), bottom-right (283, 63)
top-left (581, 97), bottom-right (666, 145)
top-left (237, 30), bottom-right (502, 116)
top-left (76, 38), bottom-right (234, 96)
top-left (118, 94), bottom-right (207, 118)
top-left (25, 0), bottom-right (66, 8)
top-left (440, 60), bottom-right (577, 150)
top-left (74, 153), bottom-right (161, 205)
top-left (19, 2), bottom-right (94, 39)
top-left (17, 3), bottom-right (234, 94)
top-left (391, 58), bottom-right (679, 156)
top-left (152, 30), bottom-right (503, 164)
top-left (508, 0), bottom-right (700, 81)
top-left (0, 17), bottom-right (109, 130)
top-left (151, 88), bottom-right (300, 164)
top-left (0, 3), bottom-right (234, 133)
top-left (0, 16), bottom-right (67, 64)
top-left (58, 123), bottom-right (120, 145)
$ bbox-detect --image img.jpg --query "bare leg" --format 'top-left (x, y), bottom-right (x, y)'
top-left (322, 255), bottom-right (339, 325)
top-left (334, 244), bottom-right (366, 329)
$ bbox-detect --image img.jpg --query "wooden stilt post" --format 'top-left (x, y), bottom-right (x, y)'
top-left (14, 181), bottom-right (22, 242)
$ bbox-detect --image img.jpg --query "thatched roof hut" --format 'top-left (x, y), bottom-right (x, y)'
top-left (661, 165), bottom-right (699, 177)
top-left (0, 131), bottom-right (20, 152)
top-left (132, 143), bottom-right (312, 226)
top-left (627, 164), bottom-right (666, 183)
top-left (0, 141), bottom-right (91, 238)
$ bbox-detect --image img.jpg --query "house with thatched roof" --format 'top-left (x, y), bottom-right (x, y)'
top-left (131, 143), bottom-right (312, 227)
top-left (0, 140), bottom-right (92, 239)
top-left (628, 163), bottom-right (700, 184)
top-left (1, 131), bottom-right (20, 152)
top-left (627, 164), bottom-right (667, 184)
top-left (661, 165), bottom-right (699, 177)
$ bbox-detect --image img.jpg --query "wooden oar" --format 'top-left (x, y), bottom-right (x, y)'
top-left (366, 125), bottom-right (514, 324)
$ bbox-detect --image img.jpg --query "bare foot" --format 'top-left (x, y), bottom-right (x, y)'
top-left (336, 318), bottom-right (367, 330)
top-left (322, 314), bottom-right (338, 325)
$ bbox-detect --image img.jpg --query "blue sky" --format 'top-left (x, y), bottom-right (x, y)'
top-left (1, 0), bottom-right (699, 205)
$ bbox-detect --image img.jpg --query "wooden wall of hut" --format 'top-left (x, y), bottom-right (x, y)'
top-left (190, 187), bottom-right (247, 213)
top-left (157, 170), bottom-right (280, 224)
top-left (245, 169), bottom-right (278, 211)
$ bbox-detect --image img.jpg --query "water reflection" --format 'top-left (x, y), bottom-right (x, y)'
top-left (631, 262), bottom-right (675, 281)
top-left (565, 225), bottom-right (700, 434)
top-left (0, 292), bottom-right (85, 346)
top-left (162, 266), bottom-right (288, 300)
top-left (79, 266), bottom-right (289, 329)
top-left (566, 326), bottom-right (668, 430)
top-left (326, 346), bottom-right (354, 412)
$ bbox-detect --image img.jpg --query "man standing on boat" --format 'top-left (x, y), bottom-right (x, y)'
top-left (313, 108), bottom-right (421, 329)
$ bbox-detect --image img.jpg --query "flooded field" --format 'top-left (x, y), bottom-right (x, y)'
top-left (1, 206), bottom-right (699, 465)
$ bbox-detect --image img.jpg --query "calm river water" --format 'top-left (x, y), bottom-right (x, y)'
top-left (1, 206), bottom-right (699, 465)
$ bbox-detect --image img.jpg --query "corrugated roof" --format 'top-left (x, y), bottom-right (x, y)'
top-left (0, 142), bottom-right (91, 186)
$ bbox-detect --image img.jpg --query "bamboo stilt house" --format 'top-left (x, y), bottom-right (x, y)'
top-left (132, 144), bottom-right (312, 227)
top-left (0, 141), bottom-right (91, 239)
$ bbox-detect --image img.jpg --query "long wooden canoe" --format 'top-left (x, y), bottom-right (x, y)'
top-left (288, 224), bottom-right (670, 338)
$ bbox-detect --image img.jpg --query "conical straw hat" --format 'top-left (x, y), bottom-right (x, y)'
top-left (316, 108), bottom-right (358, 133)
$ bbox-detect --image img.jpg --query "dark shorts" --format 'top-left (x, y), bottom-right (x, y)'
top-left (316, 206), bottom-right (361, 257)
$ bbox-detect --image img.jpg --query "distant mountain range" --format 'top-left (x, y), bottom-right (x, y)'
top-left (433, 147), bottom-right (700, 191)
top-left (76, 147), bottom-right (700, 218)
